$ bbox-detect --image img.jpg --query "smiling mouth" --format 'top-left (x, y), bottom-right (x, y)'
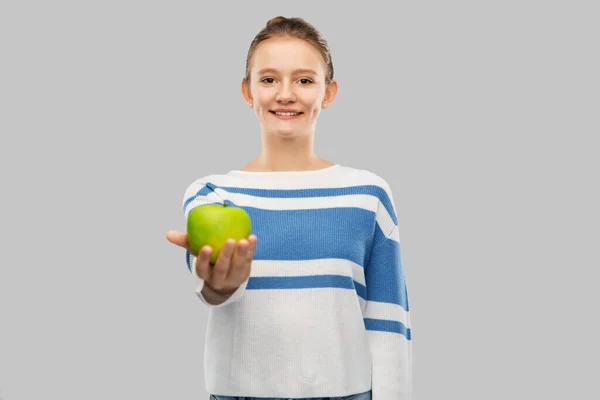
top-left (269, 111), bottom-right (303, 117)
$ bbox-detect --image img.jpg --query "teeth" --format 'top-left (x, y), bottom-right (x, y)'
top-left (275, 112), bottom-right (299, 116)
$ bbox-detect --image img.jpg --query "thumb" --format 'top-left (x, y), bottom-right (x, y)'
top-left (166, 230), bottom-right (188, 248)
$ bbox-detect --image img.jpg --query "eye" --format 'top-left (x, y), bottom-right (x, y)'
top-left (299, 78), bottom-right (313, 85)
top-left (261, 77), bottom-right (276, 84)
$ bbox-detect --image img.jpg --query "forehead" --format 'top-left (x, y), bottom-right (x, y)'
top-left (251, 36), bottom-right (325, 75)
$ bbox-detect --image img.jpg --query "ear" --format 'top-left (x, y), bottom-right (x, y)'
top-left (241, 78), bottom-right (253, 107)
top-left (322, 80), bottom-right (338, 108)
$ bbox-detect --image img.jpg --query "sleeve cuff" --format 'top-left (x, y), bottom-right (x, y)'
top-left (190, 254), bottom-right (249, 307)
top-left (196, 277), bottom-right (249, 307)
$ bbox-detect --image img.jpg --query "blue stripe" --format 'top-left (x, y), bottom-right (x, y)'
top-left (186, 267), bottom-right (366, 299)
top-left (246, 275), bottom-right (366, 301)
top-left (246, 275), bottom-right (354, 290)
top-left (364, 318), bottom-right (411, 339)
top-left (236, 205), bottom-right (375, 266)
top-left (365, 235), bottom-right (409, 311)
top-left (355, 280), bottom-right (367, 300)
top-left (205, 182), bottom-right (397, 225)
top-left (185, 250), bottom-right (193, 273)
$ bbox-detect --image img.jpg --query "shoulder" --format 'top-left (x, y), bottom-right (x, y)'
top-left (337, 165), bottom-right (395, 198)
top-left (181, 172), bottom-right (239, 216)
top-left (337, 165), bottom-right (399, 222)
top-left (182, 172), bottom-right (235, 201)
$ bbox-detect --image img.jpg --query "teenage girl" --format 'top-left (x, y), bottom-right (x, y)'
top-left (166, 16), bottom-right (412, 400)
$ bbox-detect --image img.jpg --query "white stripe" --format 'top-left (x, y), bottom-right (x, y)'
top-left (194, 166), bottom-right (391, 190)
top-left (366, 331), bottom-right (412, 393)
top-left (363, 300), bottom-right (411, 329)
top-left (216, 190), bottom-right (378, 212)
top-left (389, 226), bottom-right (400, 242)
top-left (376, 205), bottom-right (397, 238)
top-left (358, 296), bottom-right (366, 311)
top-left (203, 284), bottom-right (373, 395)
top-left (250, 259), bottom-right (366, 287)
top-left (188, 253), bottom-right (199, 278)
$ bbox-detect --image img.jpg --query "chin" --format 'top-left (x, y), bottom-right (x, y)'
top-left (276, 129), bottom-right (308, 138)
top-left (264, 125), bottom-right (301, 137)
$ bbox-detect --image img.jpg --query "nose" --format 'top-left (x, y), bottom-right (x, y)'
top-left (275, 80), bottom-right (296, 103)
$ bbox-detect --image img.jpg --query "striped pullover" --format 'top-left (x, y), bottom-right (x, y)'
top-left (182, 164), bottom-right (412, 399)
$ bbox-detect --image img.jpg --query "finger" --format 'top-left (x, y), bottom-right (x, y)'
top-left (166, 231), bottom-right (192, 253)
top-left (211, 239), bottom-right (236, 287)
top-left (232, 236), bottom-right (256, 281)
top-left (236, 239), bottom-right (250, 259)
top-left (230, 239), bottom-right (250, 276)
top-left (195, 245), bottom-right (213, 280)
top-left (245, 235), bottom-right (258, 263)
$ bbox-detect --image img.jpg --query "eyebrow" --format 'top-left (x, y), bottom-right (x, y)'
top-left (257, 68), bottom-right (319, 75)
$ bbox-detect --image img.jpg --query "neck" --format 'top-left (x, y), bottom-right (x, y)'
top-left (243, 132), bottom-right (332, 172)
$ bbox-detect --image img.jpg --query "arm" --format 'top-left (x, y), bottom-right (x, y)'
top-left (362, 189), bottom-right (413, 399)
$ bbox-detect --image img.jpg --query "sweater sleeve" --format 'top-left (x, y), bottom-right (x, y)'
top-left (362, 185), bottom-right (413, 399)
top-left (182, 178), bottom-right (249, 307)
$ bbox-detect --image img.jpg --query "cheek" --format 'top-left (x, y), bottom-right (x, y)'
top-left (250, 86), bottom-right (268, 104)
top-left (259, 106), bottom-right (271, 117)
top-left (256, 95), bottom-right (272, 112)
top-left (307, 108), bottom-right (321, 119)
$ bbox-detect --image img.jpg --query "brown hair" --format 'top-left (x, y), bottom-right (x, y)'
top-left (243, 16), bottom-right (334, 85)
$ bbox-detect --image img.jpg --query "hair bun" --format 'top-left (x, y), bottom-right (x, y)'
top-left (266, 16), bottom-right (287, 27)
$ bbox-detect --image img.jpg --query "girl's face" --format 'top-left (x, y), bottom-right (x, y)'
top-left (242, 36), bottom-right (337, 138)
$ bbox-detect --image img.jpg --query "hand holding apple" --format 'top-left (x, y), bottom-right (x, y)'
top-left (166, 203), bottom-right (256, 296)
top-left (165, 230), bottom-right (257, 295)
top-left (195, 235), bottom-right (257, 295)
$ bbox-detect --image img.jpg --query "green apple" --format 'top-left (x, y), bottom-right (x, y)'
top-left (187, 203), bottom-right (252, 264)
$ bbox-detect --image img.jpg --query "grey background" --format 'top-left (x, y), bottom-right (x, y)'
top-left (1, 1), bottom-right (598, 399)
